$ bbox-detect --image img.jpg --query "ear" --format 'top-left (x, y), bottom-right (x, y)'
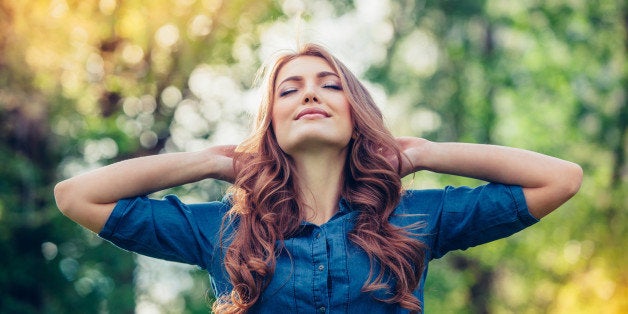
top-left (351, 131), bottom-right (359, 140)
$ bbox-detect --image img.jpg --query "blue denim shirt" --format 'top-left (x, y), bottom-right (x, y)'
top-left (100, 183), bottom-right (537, 313)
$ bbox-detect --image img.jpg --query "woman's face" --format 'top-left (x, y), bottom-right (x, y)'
top-left (271, 56), bottom-right (353, 156)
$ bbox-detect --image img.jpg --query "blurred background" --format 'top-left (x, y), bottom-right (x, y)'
top-left (0, 0), bottom-right (626, 313)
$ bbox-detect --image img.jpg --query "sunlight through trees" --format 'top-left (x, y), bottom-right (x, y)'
top-left (0, 0), bottom-right (625, 313)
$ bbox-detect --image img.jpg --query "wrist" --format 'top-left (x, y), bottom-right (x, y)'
top-left (203, 146), bottom-right (236, 182)
top-left (409, 138), bottom-right (434, 172)
top-left (197, 149), bottom-right (218, 178)
top-left (397, 137), bottom-right (432, 176)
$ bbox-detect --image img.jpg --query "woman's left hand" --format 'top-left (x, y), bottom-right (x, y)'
top-left (390, 137), bottom-right (430, 177)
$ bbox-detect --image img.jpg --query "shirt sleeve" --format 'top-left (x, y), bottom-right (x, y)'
top-left (98, 195), bottom-right (229, 269)
top-left (401, 183), bottom-right (539, 260)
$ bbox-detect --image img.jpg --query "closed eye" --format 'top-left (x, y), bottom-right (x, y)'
top-left (279, 88), bottom-right (297, 97)
top-left (323, 83), bottom-right (342, 91)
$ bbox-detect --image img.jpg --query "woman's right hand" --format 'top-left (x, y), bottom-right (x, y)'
top-left (205, 145), bottom-right (237, 183)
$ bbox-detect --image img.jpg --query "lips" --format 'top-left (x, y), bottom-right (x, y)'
top-left (295, 107), bottom-right (331, 120)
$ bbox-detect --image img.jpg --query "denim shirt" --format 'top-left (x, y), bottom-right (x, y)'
top-left (100, 183), bottom-right (537, 313)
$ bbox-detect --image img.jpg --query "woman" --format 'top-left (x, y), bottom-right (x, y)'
top-left (54, 43), bottom-right (583, 313)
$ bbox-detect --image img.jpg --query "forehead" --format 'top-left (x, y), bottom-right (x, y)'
top-left (275, 56), bottom-right (337, 82)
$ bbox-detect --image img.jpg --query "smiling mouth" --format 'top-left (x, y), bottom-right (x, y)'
top-left (295, 108), bottom-right (330, 120)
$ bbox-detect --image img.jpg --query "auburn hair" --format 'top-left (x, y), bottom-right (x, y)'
top-left (213, 43), bottom-right (426, 313)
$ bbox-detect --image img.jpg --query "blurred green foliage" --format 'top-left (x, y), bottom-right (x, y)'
top-left (0, 0), bottom-right (625, 313)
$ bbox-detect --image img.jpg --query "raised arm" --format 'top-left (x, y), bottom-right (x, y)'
top-left (54, 145), bottom-right (236, 233)
top-left (396, 137), bottom-right (583, 219)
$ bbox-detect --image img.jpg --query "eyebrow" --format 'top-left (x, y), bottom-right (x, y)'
top-left (278, 71), bottom-right (340, 86)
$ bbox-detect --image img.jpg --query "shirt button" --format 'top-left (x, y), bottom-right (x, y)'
top-left (318, 264), bottom-right (325, 271)
top-left (318, 306), bottom-right (326, 313)
top-left (315, 232), bottom-right (321, 239)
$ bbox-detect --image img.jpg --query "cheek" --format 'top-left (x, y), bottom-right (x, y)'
top-left (270, 104), bottom-right (290, 146)
top-left (271, 104), bottom-right (287, 132)
top-left (341, 102), bottom-right (354, 131)
top-left (272, 98), bottom-right (291, 117)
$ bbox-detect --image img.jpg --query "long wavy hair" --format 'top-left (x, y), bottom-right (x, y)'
top-left (213, 43), bottom-right (426, 313)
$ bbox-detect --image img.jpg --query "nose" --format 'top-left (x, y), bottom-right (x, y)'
top-left (304, 95), bottom-right (319, 103)
top-left (303, 86), bottom-right (319, 104)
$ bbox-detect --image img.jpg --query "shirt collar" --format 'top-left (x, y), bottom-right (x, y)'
top-left (296, 198), bottom-right (355, 228)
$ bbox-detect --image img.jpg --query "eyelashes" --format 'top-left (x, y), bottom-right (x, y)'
top-left (278, 83), bottom-right (343, 97)
top-left (323, 83), bottom-right (342, 91)
top-left (279, 88), bottom-right (296, 97)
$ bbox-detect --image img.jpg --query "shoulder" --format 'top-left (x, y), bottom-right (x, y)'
top-left (397, 183), bottom-right (528, 214)
top-left (113, 194), bottom-right (232, 215)
top-left (102, 194), bottom-right (232, 238)
top-left (400, 184), bottom-right (537, 259)
top-left (396, 188), bottom-right (447, 215)
top-left (99, 194), bottom-right (233, 267)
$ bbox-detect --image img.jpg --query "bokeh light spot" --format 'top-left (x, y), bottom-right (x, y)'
top-left (188, 15), bottom-right (213, 37)
top-left (410, 109), bottom-right (442, 134)
top-left (86, 53), bottom-right (105, 81)
top-left (49, 0), bottom-right (69, 18)
top-left (140, 131), bottom-right (159, 149)
top-left (122, 44), bottom-right (145, 65)
top-left (399, 29), bottom-right (439, 77)
top-left (59, 257), bottom-right (79, 281)
top-left (123, 97), bottom-right (142, 117)
top-left (155, 24), bottom-right (180, 48)
top-left (161, 86), bottom-right (183, 108)
top-left (41, 242), bottom-right (59, 261)
top-left (99, 0), bottom-right (117, 15)
top-left (82, 138), bottom-right (119, 163)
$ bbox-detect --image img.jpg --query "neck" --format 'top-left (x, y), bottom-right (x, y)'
top-left (291, 148), bottom-right (347, 225)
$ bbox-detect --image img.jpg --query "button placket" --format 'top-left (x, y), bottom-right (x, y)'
top-left (311, 227), bottom-right (329, 313)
